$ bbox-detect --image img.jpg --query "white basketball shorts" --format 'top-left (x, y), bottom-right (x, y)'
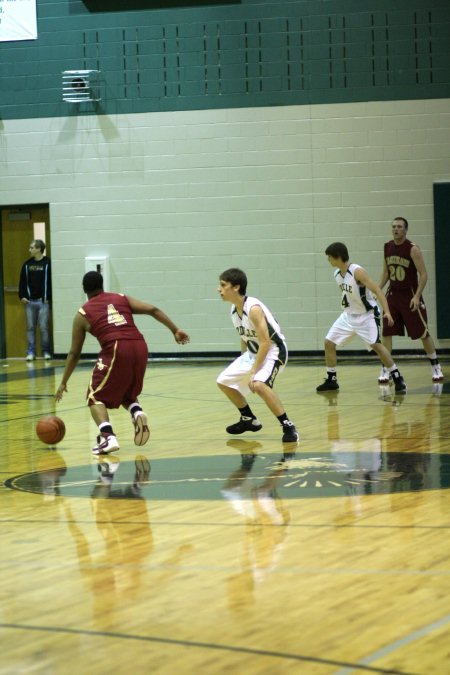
top-left (217, 349), bottom-right (285, 395)
top-left (325, 311), bottom-right (380, 350)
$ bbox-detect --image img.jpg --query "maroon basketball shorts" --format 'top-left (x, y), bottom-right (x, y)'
top-left (87, 339), bottom-right (148, 408)
top-left (383, 291), bottom-right (429, 340)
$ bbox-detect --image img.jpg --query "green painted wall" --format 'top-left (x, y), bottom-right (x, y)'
top-left (1, 0), bottom-right (449, 120)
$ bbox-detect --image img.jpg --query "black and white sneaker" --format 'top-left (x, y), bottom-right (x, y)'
top-left (316, 377), bottom-right (339, 392)
top-left (133, 411), bottom-right (150, 446)
top-left (226, 417), bottom-right (262, 434)
top-left (392, 372), bottom-right (407, 394)
top-left (281, 421), bottom-right (299, 443)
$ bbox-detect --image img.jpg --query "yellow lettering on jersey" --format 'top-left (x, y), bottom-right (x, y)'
top-left (386, 255), bottom-right (410, 268)
top-left (107, 304), bottom-right (127, 326)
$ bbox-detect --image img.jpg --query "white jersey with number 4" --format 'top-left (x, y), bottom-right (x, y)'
top-left (334, 263), bottom-right (378, 315)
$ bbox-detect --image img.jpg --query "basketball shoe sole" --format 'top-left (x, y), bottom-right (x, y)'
top-left (134, 411), bottom-right (150, 446)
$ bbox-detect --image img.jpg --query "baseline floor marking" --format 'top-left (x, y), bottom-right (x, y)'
top-left (333, 612), bottom-right (450, 675)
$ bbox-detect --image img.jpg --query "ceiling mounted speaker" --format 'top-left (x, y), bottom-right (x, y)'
top-left (62, 70), bottom-right (101, 103)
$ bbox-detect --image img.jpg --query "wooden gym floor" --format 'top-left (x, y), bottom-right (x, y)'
top-left (1, 357), bottom-right (450, 674)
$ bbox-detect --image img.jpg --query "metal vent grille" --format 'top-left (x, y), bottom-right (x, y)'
top-left (62, 70), bottom-right (101, 102)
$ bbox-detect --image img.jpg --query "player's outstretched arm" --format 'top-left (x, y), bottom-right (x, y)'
top-left (127, 296), bottom-right (190, 344)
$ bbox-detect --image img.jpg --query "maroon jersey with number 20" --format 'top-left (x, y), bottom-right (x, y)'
top-left (382, 238), bottom-right (429, 340)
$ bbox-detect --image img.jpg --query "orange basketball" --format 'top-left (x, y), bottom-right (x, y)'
top-left (36, 415), bottom-right (66, 445)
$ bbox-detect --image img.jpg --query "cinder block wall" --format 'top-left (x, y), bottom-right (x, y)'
top-left (3, 99), bottom-right (449, 355)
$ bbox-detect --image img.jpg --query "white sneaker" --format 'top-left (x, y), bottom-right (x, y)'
top-left (43, 352), bottom-right (52, 360)
top-left (133, 411), bottom-right (150, 446)
top-left (26, 353), bottom-right (35, 361)
top-left (432, 363), bottom-right (444, 381)
top-left (92, 434), bottom-right (120, 455)
top-left (378, 366), bottom-right (390, 384)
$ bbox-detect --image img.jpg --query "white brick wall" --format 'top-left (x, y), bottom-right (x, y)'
top-left (1, 98), bottom-right (449, 354)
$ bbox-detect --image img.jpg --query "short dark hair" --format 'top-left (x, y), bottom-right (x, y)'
top-left (220, 268), bottom-right (247, 295)
top-left (325, 242), bottom-right (349, 262)
top-left (393, 216), bottom-right (408, 230)
top-left (33, 239), bottom-right (46, 253)
top-left (83, 271), bottom-right (104, 293)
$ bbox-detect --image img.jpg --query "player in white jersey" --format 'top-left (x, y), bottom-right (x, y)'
top-left (316, 242), bottom-right (407, 393)
top-left (217, 268), bottom-right (299, 443)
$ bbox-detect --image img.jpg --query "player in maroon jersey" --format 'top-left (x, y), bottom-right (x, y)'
top-left (378, 217), bottom-right (443, 385)
top-left (55, 271), bottom-right (190, 454)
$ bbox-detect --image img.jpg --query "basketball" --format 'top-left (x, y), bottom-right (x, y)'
top-left (36, 415), bottom-right (66, 445)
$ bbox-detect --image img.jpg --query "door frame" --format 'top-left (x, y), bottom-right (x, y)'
top-left (0, 203), bottom-right (50, 359)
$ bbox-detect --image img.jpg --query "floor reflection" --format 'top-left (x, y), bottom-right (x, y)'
top-left (222, 440), bottom-right (292, 612)
top-left (62, 455), bottom-right (193, 630)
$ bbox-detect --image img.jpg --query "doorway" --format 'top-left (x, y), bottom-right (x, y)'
top-left (0, 205), bottom-right (51, 358)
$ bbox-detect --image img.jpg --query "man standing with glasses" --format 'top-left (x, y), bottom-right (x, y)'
top-left (18, 239), bottom-right (52, 361)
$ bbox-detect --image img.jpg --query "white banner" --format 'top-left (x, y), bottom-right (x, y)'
top-left (0, 0), bottom-right (37, 42)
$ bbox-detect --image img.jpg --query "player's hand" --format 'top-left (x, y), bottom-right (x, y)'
top-left (248, 370), bottom-right (257, 392)
top-left (384, 312), bottom-right (394, 327)
top-left (55, 384), bottom-right (67, 402)
top-left (174, 329), bottom-right (190, 345)
top-left (409, 296), bottom-right (420, 312)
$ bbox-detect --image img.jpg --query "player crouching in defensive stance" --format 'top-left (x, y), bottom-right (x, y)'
top-left (217, 268), bottom-right (299, 443)
top-left (317, 242), bottom-right (407, 394)
top-left (55, 271), bottom-right (190, 455)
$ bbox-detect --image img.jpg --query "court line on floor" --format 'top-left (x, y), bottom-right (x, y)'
top-left (1, 515), bottom-right (450, 532)
top-left (0, 622), bottom-right (414, 674)
top-left (333, 612), bottom-right (450, 675)
top-left (0, 558), bottom-right (449, 578)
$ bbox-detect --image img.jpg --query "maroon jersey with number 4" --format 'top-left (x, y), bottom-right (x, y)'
top-left (79, 292), bottom-right (145, 347)
top-left (79, 292), bottom-right (148, 408)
